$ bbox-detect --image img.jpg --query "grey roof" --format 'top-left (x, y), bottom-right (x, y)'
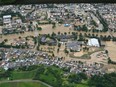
top-left (70, 45), bottom-right (81, 51)
top-left (41, 36), bottom-right (46, 42)
top-left (47, 39), bottom-right (57, 44)
top-left (66, 41), bottom-right (83, 48)
top-left (66, 41), bottom-right (82, 51)
top-left (55, 35), bottom-right (74, 39)
top-left (60, 39), bottom-right (68, 42)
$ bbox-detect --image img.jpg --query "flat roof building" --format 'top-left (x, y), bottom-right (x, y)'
top-left (3, 15), bottom-right (12, 24)
top-left (87, 38), bottom-right (100, 47)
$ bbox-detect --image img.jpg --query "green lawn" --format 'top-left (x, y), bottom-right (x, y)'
top-left (33, 65), bottom-right (65, 87)
top-left (38, 66), bottom-right (63, 86)
top-left (11, 69), bottom-right (37, 80)
top-left (40, 74), bottom-right (56, 82)
top-left (0, 68), bottom-right (5, 73)
top-left (0, 82), bottom-right (47, 87)
top-left (75, 84), bottom-right (89, 87)
top-left (1, 65), bottom-right (90, 87)
top-left (75, 80), bottom-right (89, 87)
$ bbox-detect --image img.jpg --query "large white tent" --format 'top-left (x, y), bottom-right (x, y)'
top-left (87, 38), bottom-right (100, 47)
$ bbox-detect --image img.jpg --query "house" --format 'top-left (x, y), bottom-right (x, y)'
top-left (55, 35), bottom-right (75, 40)
top-left (60, 39), bottom-right (68, 42)
top-left (70, 45), bottom-right (81, 52)
top-left (66, 41), bottom-right (83, 52)
top-left (3, 15), bottom-right (11, 24)
top-left (87, 38), bottom-right (100, 47)
top-left (24, 5), bottom-right (32, 10)
top-left (100, 41), bottom-right (106, 47)
top-left (47, 39), bottom-right (57, 46)
top-left (40, 36), bottom-right (47, 44)
top-left (64, 24), bottom-right (70, 27)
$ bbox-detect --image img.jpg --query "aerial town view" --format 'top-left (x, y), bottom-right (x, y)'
top-left (0, 4), bottom-right (116, 87)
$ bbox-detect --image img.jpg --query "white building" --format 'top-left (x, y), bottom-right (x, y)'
top-left (87, 38), bottom-right (100, 47)
top-left (3, 15), bottom-right (12, 24)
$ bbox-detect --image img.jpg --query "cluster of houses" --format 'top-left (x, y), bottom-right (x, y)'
top-left (2, 15), bottom-right (25, 34)
top-left (0, 5), bottom-right (35, 34)
top-left (0, 4), bottom-right (114, 35)
top-left (97, 4), bottom-right (116, 31)
top-left (65, 60), bottom-right (105, 76)
top-left (0, 4), bottom-right (114, 76)
top-left (4, 37), bottom-right (35, 49)
top-left (0, 48), bottom-right (105, 76)
top-left (0, 48), bottom-right (47, 70)
top-left (48, 6), bottom-right (76, 24)
top-left (73, 11), bottom-right (103, 31)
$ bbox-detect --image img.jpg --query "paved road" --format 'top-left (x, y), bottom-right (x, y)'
top-left (0, 79), bottom-right (52, 87)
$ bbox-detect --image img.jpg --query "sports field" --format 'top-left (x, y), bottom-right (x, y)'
top-left (0, 82), bottom-right (47, 87)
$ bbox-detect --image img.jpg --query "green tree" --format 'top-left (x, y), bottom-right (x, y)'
top-left (52, 23), bottom-right (56, 29)
top-left (78, 33), bottom-right (84, 41)
top-left (58, 43), bottom-right (61, 48)
top-left (19, 36), bottom-right (21, 39)
top-left (89, 73), bottom-right (116, 87)
top-left (64, 48), bottom-right (69, 54)
top-left (78, 73), bottom-right (88, 80)
top-left (51, 32), bottom-right (56, 37)
top-left (64, 32), bottom-right (67, 35)
top-left (37, 27), bottom-right (42, 31)
top-left (82, 25), bottom-right (88, 32)
top-left (4, 39), bottom-right (8, 42)
top-left (68, 74), bottom-right (82, 83)
top-left (57, 48), bottom-right (59, 53)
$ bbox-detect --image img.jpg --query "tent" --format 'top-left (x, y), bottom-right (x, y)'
top-left (87, 38), bottom-right (100, 47)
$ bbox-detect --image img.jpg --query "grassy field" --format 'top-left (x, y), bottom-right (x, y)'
top-left (75, 80), bottom-right (89, 87)
top-left (36, 66), bottom-right (64, 87)
top-left (0, 65), bottom-right (90, 87)
top-left (0, 82), bottom-right (47, 87)
top-left (11, 69), bottom-right (37, 80)
top-left (76, 84), bottom-right (89, 87)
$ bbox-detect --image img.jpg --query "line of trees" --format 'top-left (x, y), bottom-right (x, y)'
top-left (74, 25), bottom-right (88, 32)
top-left (108, 57), bottom-right (116, 64)
top-left (39, 31), bottom-right (116, 42)
top-left (89, 72), bottom-right (116, 87)
top-left (0, 42), bottom-right (27, 49)
top-left (0, 0), bottom-right (16, 4)
top-left (96, 10), bottom-right (108, 32)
